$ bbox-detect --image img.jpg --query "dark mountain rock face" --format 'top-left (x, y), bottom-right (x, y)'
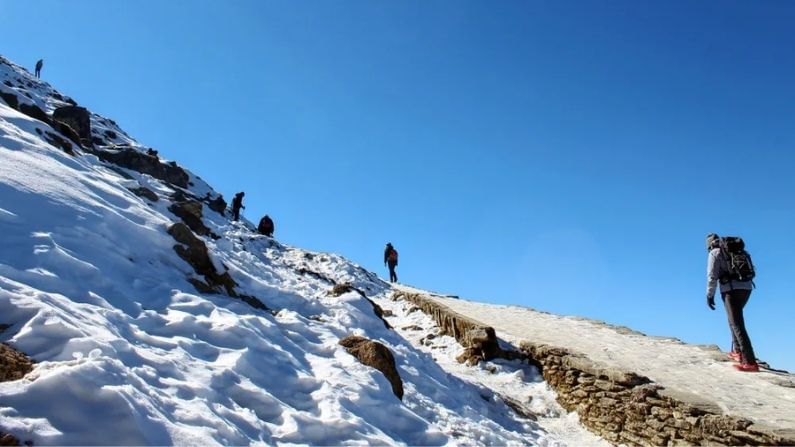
top-left (96, 145), bottom-right (190, 188)
top-left (52, 105), bottom-right (91, 146)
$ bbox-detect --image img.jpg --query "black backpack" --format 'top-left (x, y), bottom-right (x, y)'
top-left (718, 237), bottom-right (756, 283)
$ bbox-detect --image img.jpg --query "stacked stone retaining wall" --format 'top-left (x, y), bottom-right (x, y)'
top-left (392, 291), bottom-right (795, 446)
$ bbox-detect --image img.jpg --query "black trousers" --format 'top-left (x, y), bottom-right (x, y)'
top-left (388, 262), bottom-right (397, 283)
top-left (722, 288), bottom-right (756, 364)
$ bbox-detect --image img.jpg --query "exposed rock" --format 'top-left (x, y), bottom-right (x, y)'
top-left (330, 283), bottom-right (354, 297)
top-left (0, 91), bottom-right (18, 109)
top-left (96, 146), bottom-right (189, 188)
top-left (35, 128), bottom-right (73, 155)
top-left (18, 103), bottom-right (50, 125)
top-left (169, 200), bottom-right (209, 236)
top-left (0, 343), bottom-right (33, 382)
top-left (339, 335), bottom-right (403, 400)
top-left (52, 106), bottom-right (91, 146)
top-left (103, 129), bottom-right (118, 140)
top-left (206, 195), bottom-right (226, 216)
top-left (167, 222), bottom-right (235, 295)
top-left (129, 187), bottom-right (158, 202)
top-left (0, 432), bottom-right (22, 446)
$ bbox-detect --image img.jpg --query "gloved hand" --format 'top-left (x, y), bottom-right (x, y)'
top-left (707, 295), bottom-right (715, 310)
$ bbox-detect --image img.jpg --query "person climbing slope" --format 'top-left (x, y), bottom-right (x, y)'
top-left (231, 192), bottom-right (245, 221)
top-left (384, 242), bottom-right (398, 283)
top-left (34, 59), bottom-right (43, 78)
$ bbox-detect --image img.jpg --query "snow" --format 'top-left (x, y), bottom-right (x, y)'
top-left (395, 284), bottom-right (795, 431)
top-left (0, 55), bottom-right (606, 445)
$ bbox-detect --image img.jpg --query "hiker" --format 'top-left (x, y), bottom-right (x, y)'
top-left (705, 233), bottom-right (758, 372)
top-left (258, 215), bottom-right (274, 237)
top-left (384, 243), bottom-right (398, 283)
top-left (231, 192), bottom-right (245, 221)
top-left (34, 59), bottom-right (43, 78)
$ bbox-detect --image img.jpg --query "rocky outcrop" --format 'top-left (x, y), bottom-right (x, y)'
top-left (0, 432), bottom-right (22, 446)
top-left (35, 127), bottom-right (73, 155)
top-left (0, 343), bottom-right (32, 382)
top-left (97, 145), bottom-right (189, 188)
top-left (169, 200), bottom-right (210, 236)
top-left (206, 194), bottom-right (226, 216)
top-left (339, 335), bottom-right (403, 400)
top-left (129, 186), bottom-right (158, 202)
top-left (167, 223), bottom-right (269, 312)
top-left (18, 103), bottom-right (50, 126)
top-left (0, 91), bottom-right (19, 109)
top-left (167, 222), bottom-right (236, 295)
top-left (518, 341), bottom-right (795, 446)
top-left (52, 105), bottom-right (91, 146)
top-left (392, 291), bottom-right (499, 364)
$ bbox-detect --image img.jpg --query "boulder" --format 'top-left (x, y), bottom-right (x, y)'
top-left (18, 103), bottom-right (51, 125)
top-left (0, 91), bottom-right (18, 109)
top-left (52, 105), bottom-right (91, 146)
top-left (339, 335), bottom-right (403, 400)
top-left (206, 195), bottom-right (226, 216)
top-left (129, 186), bottom-right (158, 202)
top-left (169, 200), bottom-right (209, 236)
top-left (97, 146), bottom-right (189, 188)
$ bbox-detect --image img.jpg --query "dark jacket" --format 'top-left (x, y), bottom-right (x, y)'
top-left (231, 193), bottom-right (244, 210)
top-left (258, 215), bottom-right (274, 236)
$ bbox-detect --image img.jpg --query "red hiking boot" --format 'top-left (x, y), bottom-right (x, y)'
top-left (733, 362), bottom-right (760, 372)
top-left (727, 351), bottom-right (741, 362)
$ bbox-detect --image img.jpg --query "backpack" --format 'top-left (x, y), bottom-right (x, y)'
top-left (718, 237), bottom-right (756, 283)
top-left (388, 250), bottom-right (398, 263)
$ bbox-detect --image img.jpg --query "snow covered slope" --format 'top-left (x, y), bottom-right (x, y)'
top-left (0, 55), bottom-right (605, 445)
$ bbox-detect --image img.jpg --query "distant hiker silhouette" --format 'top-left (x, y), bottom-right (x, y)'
top-left (231, 192), bottom-right (245, 221)
top-left (258, 215), bottom-right (274, 237)
top-left (384, 243), bottom-right (398, 283)
top-left (705, 233), bottom-right (758, 372)
top-left (34, 59), bottom-right (43, 78)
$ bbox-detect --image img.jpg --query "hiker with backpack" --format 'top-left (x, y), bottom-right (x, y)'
top-left (231, 192), bottom-right (245, 221)
top-left (34, 59), bottom-right (43, 78)
top-left (384, 243), bottom-right (398, 283)
top-left (705, 233), bottom-right (758, 372)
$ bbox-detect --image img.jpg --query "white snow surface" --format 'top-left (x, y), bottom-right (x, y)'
top-left (394, 284), bottom-right (795, 431)
top-left (0, 56), bottom-right (607, 445)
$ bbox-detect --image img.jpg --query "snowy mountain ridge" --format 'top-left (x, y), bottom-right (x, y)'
top-left (0, 55), bottom-right (603, 445)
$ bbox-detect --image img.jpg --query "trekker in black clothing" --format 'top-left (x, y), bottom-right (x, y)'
top-left (384, 243), bottom-right (398, 283)
top-left (258, 215), bottom-right (274, 237)
top-left (231, 192), bottom-right (245, 221)
top-left (34, 59), bottom-right (43, 78)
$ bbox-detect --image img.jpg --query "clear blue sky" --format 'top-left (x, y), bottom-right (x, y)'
top-left (2, 1), bottom-right (794, 371)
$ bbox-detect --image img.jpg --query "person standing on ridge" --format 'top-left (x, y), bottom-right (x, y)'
top-left (231, 192), bottom-right (245, 221)
top-left (705, 233), bottom-right (758, 372)
top-left (384, 243), bottom-right (398, 283)
top-left (34, 59), bottom-right (43, 78)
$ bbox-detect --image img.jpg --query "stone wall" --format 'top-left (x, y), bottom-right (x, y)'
top-left (392, 291), bottom-right (500, 362)
top-left (392, 291), bottom-right (795, 446)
